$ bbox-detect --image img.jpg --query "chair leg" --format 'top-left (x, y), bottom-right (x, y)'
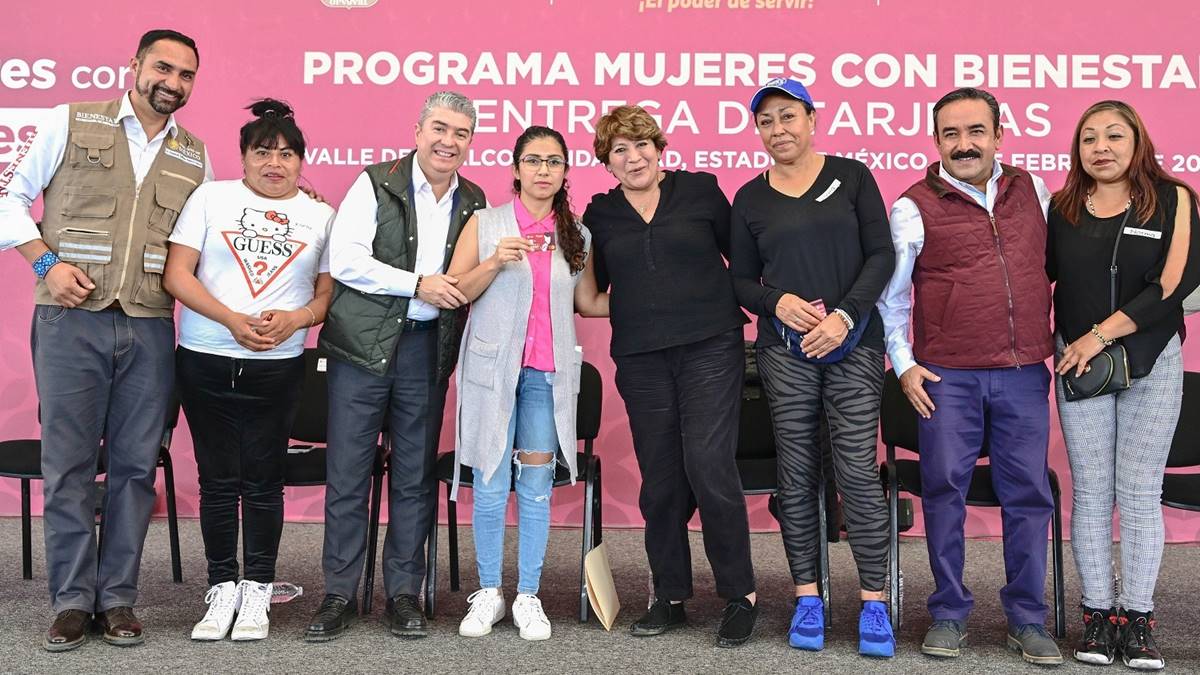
top-left (1052, 488), bottom-right (1066, 640)
top-left (448, 485), bottom-right (460, 593)
top-left (887, 468), bottom-right (902, 631)
top-left (580, 460), bottom-right (597, 624)
top-left (817, 478), bottom-right (832, 629)
top-left (363, 461), bottom-right (384, 615)
top-left (592, 458), bottom-right (603, 548)
top-left (425, 484), bottom-right (438, 620)
top-left (160, 452), bottom-right (183, 583)
top-left (21, 479), bottom-right (33, 580)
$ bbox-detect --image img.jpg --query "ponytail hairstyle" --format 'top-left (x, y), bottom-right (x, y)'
top-left (239, 98), bottom-right (306, 157)
top-left (512, 126), bottom-right (585, 274)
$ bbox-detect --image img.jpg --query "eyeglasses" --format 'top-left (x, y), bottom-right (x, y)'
top-left (518, 155), bottom-right (567, 171)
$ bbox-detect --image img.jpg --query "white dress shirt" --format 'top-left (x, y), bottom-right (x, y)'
top-left (328, 158), bottom-right (458, 320)
top-left (876, 160), bottom-right (1053, 376)
top-left (0, 91), bottom-right (214, 251)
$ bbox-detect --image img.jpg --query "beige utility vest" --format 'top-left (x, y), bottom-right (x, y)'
top-left (37, 97), bottom-right (207, 318)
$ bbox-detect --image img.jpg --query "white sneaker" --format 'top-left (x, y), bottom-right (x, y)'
top-left (191, 581), bottom-right (241, 640)
top-left (459, 588), bottom-right (506, 637)
top-left (512, 593), bottom-right (551, 641)
top-left (231, 580), bottom-right (272, 641)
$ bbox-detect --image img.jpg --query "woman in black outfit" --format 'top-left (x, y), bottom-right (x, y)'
top-left (1048, 100), bottom-right (1200, 670)
top-left (729, 79), bottom-right (896, 658)
top-left (582, 105), bottom-right (756, 648)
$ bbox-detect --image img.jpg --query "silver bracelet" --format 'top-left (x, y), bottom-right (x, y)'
top-left (833, 308), bottom-right (855, 331)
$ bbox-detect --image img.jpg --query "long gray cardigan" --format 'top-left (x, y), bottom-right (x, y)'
top-left (452, 201), bottom-right (592, 499)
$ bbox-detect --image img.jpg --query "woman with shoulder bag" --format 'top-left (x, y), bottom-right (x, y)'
top-left (729, 78), bottom-right (897, 658)
top-left (1047, 100), bottom-right (1200, 670)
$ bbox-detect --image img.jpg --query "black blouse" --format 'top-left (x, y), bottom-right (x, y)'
top-left (1047, 180), bottom-right (1200, 378)
top-left (582, 170), bottom-right (747, 357)
top-left (729, 155), bottom-right (896, 351)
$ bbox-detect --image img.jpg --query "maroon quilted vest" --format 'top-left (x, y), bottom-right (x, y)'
top-left (903, 163), bottom-right (1053, 369)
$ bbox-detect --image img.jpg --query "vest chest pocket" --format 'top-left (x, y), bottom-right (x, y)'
top-left (68, 132), bottom-right (116, 170)
top-left (60, 187), bottom-right (117, 220)
top-left (464, 336), bottom-right (500, 389)
top-left (133, 244), bottom-right (173, 309)
top-left (55, 228), bottom-right (113, 297)
top-left (149, 181), bottom-right (190, 236)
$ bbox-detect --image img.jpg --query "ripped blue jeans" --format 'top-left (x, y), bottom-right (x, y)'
top-left (472, 367), bottom-right (558, 595)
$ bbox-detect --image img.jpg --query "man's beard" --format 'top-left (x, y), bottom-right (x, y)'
top-left (137, 80), bottom-right (186, 115)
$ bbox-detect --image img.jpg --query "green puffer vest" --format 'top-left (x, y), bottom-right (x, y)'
top-left (319, 153), bottom-right (486, 380)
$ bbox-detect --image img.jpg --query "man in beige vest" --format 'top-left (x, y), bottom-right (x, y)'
top-left (0, 29), bottom-right (211, 651)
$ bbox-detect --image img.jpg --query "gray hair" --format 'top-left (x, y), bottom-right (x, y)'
top-left (418, 91), bottom-right (477, 133)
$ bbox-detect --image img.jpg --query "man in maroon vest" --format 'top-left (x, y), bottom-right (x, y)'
top-left (877, 88), bottom-right (1061, 665)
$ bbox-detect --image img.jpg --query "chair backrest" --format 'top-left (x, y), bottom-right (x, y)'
top-left (880, 369), bottom-right (920, 453)
top-left (1167, 371), bottom-right (1200, 468)
top-left (738, 341), bottom-right (776, 460)
top-left (290, 347), bottom-right (331, 445)
top-left (576, 361), bottom-right (603, 442)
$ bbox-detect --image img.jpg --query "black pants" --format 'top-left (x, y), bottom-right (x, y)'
top-left (177, 347), bottom-right (304, 586)
top-left (613, 328), bottom-right (755, 601)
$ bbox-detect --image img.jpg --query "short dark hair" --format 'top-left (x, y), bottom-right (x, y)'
top-left (136, 29), bottom-right (199, 66)
top-left (239, 98), bottom-right (306, 157)
top-left (932, 87), bottom-right (1000, 135)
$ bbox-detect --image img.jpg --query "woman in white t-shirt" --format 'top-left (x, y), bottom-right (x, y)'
top-left (163, 99), bottom-right (334, 643)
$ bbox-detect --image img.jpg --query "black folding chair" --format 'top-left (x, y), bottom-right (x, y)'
top-left (1162, 371), bottom-right (1200, 511)
top-left (878, 368), bottom-right (1066, 638)
top-left (430, 361), bottom-right (603, 622)
top-left (283, 347), bottom-right (388, 614)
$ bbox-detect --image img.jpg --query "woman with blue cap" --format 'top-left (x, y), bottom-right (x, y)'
top-left (729, 77), bottom-right (897, 658)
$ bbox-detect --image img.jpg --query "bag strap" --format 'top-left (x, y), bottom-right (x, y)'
top-left (1108, 207), bottom-right (1135, 313)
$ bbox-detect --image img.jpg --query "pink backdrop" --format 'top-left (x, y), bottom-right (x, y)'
top-left (3, 0), bottom-right (1200, 540)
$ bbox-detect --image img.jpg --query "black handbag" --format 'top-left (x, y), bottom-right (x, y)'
top-left (1061, 208), bottom-right (1134, 401)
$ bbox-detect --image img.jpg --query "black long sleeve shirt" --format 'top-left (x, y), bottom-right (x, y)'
top-left (1047, 180), bottom-right (1200, 378)
top-left (582, 170), bottom-right (747, 356)
top-left (729, 155), bottom-right (896, 351)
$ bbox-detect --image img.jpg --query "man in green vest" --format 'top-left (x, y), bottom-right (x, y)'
top-left (304, 91), bottom-right (486, 641)
top-left (0, 30), bottom-right (211, 651)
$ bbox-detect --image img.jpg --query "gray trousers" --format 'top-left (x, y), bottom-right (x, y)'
top-left (1055, 334), bottom-right (1183, 612)
top-left (322, 329), bottom-right (445, 601)
top-left (32, 305), bottom-right (174, 613)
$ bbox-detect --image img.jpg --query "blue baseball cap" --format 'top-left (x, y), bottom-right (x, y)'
top-left (750, 77), bottom-right (814, 113)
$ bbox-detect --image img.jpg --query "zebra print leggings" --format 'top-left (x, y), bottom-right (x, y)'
top-left (758, 343), bottom-right (889, 591)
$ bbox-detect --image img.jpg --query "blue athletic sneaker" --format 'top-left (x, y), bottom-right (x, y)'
top-left (788, 596), bottom-right (824, 650)
top-left (859, 600), bottom-right (896, 657)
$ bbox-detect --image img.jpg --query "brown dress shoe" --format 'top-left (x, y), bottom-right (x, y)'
top-left (96, 606), bottom-right (144, 646)
top-left (45, 609), bottom-right (92, 652)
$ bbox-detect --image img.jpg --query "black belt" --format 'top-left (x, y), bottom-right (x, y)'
top-left (401, 318), bottom-right (437, 333)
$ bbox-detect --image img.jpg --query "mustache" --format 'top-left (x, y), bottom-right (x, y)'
top-left (950, 150), bottom-right (982, 160)
top-left (152, 84), bottom-right (183, 99)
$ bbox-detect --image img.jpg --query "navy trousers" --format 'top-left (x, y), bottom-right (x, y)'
top-left (917, 362), bottom-right (1054, 626)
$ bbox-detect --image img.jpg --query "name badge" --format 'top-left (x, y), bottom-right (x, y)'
top-left (1124, 227), bottom-right (1162, 240)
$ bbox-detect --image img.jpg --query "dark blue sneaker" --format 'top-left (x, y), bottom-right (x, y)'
top-left (788, 596), bottom-right (824, 651)
top-left (858, 600), bottom-right (896, 658)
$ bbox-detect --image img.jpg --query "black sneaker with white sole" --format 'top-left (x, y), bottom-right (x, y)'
top-left (1074, 606), bottom-right (1117, 665)
top-left (1118, 608), bottom-right (1165, 671)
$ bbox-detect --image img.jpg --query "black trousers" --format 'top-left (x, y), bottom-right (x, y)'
top-left (176, 347), bottom-right (304, 586)
top-left (613, 328), bottom-right (755, 601)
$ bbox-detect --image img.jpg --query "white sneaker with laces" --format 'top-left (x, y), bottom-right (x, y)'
top-left (459, 588), bottom-right (506, 637)
top-left (231, 580), bottom-right (272, 641)
top-left (191, 581), bottom-right (241, 641)
top-left (512, 593), bottom-right (551, 641)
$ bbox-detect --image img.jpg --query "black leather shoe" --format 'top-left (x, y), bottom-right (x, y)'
top-left (630, 599), bottom-right (687, 637)
top-left (304, 595), bottom-right (357, 642)
top-left (45, 609), bottom-right (91, 652)
top-left (716, 596), bottom-right (758, 648)
top-left (384, 594), bottom-right (427, 638)
top-left (96, 606), bottom-right (144, 646)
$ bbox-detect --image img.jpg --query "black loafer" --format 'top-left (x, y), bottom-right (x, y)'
top-left (304, 595), bottom-right (357, 642)
top-left (630, 599), bottom-right (687, 637)
top-left (384, 594), bottom-right (427, 638)
top-left (45, 609), bottom-right (91, 652)
top-left (716, 596), bottom-right (758, 648)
